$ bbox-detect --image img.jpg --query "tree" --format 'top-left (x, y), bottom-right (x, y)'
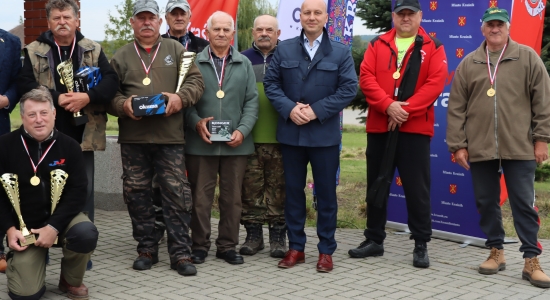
top-left (541, 2), bottom-right (550, 74)
top-left (236, 0), bottom-right (277, 51)
top-left (356, 0), bottom-right (392, 34)
top-left (101, 0), bottom-right (135, 59)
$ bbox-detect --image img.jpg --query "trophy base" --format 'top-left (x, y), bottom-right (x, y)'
top-left (72, 113), bottom-right (89, 126)
top-left (20, 233), bottom-right (36, 246)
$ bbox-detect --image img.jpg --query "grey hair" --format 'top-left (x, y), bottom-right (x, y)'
top-left (20, 86), bottom-right (55, 115)
top-left (481, 21), bottom-right (511, 30)
top-left (253, 14), bottom-right (279, 30)
top-left (207, 11), bottom-right (235, 30)
top-left (45, 0), bottom-right (79, 20)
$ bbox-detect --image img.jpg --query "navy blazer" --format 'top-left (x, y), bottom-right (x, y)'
top-left (0, 29), bottom-right (21, 135)
top-left (263, 28), bottom-right (357, 147)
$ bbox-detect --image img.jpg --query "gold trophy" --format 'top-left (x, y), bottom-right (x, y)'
top-left (57, 60), bottom-right (89, 126)
top-left (0, 173), bottom-right (37, 246)
top-left (175, 52), bottom-right (197, 93)
top-left (50, 169), bottom-right (69, 244)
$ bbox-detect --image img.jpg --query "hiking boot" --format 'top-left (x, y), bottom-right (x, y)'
top-left (413, 243), bottom-right (430, 268)
top-left (239, 223), bottom-right (264, 255)
top-left (170, 258), bottom-right (197, 276)
top-left (59, 274), bottom-right (89, 300)
top-left (523, 257), bottom-right (550, 288)
top-left (269, 222), bottom-right (287, 258)
top-left (0, 253), bottom-right (6, 273)
top-left (479, 248), bottom-right (506, 275)
top-left (132, 252), bottom-right (159, 270)
top-left (348, 239), bottom-right (384, 258)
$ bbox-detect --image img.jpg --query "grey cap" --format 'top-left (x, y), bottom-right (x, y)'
top-left (133, 0), bottom-right (159, 16)
top-left (166, 0), bottom-right (190, 13)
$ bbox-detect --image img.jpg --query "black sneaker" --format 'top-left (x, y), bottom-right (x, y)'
top-left (191, 249), bottom-right (208, 264)
top-left (216, 249), bottom-right (244, 264)
top-left (413, 243), bottom-right (430, 268)
top-left (132, 252), bottom-right (159, 270)
top-left (170, 258), bottom-right (197, 276)
top-left (348, 239), bottom-right (384, 258)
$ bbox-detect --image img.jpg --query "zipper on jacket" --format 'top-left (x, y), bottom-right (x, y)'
top-left (489, 57), bottom-right (516, 159)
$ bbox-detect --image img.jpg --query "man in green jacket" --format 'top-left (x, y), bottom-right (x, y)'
top-left (185, 11), bottom-right (259, 266)
top-left (447, 7), bottom-right (550, 288)
top-left (109, 0), bottom-right (204, 276)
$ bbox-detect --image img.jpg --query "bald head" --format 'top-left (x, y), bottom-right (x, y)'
top-left (301, 0), bottom-right (327, 13)
top-left (300, 0), bottom-right (328, 40)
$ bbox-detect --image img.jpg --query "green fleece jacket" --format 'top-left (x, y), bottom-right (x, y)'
top-left (185, 46), bottom-right (259, 156)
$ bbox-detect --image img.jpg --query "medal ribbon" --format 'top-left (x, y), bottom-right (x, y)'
top-left (486, 43), bottom-right (508, 88)
top-left (209, 51), bottom-right (227, 91)
top-left (54, 35), bottom-right (77, 62)
top-left (20, 136), bottom-right (56, 176)
top-left (134, 41), bottom-right (162, 79)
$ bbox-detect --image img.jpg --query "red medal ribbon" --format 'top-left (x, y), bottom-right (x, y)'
top-left (54, 35), bottom-right (77, 62)
top-left (486, 43), bottom-right (508, 87)
top-left (209, 51), bottom-right (227, 91)
top-left (21, 135), bottom-right (56, 176)
top-left (134, 41), bottom-right (162, 79)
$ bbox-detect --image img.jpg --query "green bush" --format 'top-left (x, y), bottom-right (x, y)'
top-left (535, 164), bottom-right (550, 182)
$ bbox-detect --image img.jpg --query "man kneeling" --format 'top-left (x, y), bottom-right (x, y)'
top-left (0, 87), bottom-right (98, 300)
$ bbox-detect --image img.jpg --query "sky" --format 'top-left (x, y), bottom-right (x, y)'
top-left (0, 0), bottom-right (376, 42)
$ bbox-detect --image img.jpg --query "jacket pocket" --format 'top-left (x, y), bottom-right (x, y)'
top-left (280, 61), bottom-right (300, 84)
top-left (316, 62), bottom-right (338, 86)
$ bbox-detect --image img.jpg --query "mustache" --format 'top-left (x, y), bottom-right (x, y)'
top-left (140, 26), bottom-right (155, 32)
top-left (257, 36), bottom-right (271, 42)
top-left (55, 24), bottom-right (70, 31)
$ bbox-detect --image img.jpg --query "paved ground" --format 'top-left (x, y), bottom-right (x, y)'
top-left (2, 209), bottom-right (550, 299)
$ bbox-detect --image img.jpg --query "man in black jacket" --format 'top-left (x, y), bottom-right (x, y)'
top-left (161, 0), bottom-right (209, 53)
top-left (0, 87), bottom-right (98, 300)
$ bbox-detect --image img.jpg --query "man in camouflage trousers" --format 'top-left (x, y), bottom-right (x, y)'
top-left (240, 15), bottom-right (287, 258)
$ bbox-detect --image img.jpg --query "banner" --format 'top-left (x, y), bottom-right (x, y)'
top-left (186, 0), bottom-right (240, 41)
top-left (387, 0), bottom-right (546, 246)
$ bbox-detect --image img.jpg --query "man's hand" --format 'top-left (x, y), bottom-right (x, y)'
top-left (226, 130), bottom-right (244, 148)
top-left (58, 92), bottom-right (90, 113)
top-left (454, 148), bottom-right (470, 171)
top-left (196, 117), bottom-right (214, 144)
top-left (0, 95), bottom-right (9, 109)
top-left (300, 106), bottom-right (317, 121)
top-left (534, 141), bottom-right (549, 164)
top-left (31, 226), bottom-right (58, 248)
top-left (290, 103), bottom-right (310, 125)
top-left (387, 119), bottom-right (399, 131)
top-left (123, 95), bottom-right (141, 120)
top-left (386, 101), bottom-right (409, 124)
top-left (6, 227), bottom-right (28, 252)
top-left (163, 92), bottom-right (183, 117)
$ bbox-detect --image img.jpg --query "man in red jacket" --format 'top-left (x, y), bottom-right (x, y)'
top-left (348, 0), bottom-right (447, 268)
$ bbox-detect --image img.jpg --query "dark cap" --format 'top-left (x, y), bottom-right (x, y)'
top-left (133, 0), bottom-right (159, 16)
top-left (166, 0), bottom-right (190, 13)
top-left (393, 0), bottom-right (421, 12)
top-left (482, 7), bottom-right (510, 23)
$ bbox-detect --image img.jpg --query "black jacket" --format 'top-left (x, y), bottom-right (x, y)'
top-left (0, 127), bottom-right (87, 234)
top-left (161, 31), bottom-right (209, 53)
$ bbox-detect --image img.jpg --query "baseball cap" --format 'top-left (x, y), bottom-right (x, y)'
top-left (166, 0), bottom-right (190, 13)
top-left (393, 0), bottom-right (421, 12)
top-left (133, 0), bottom-right (159, 16)
top-left (482, 7), bottom-right (510, 22)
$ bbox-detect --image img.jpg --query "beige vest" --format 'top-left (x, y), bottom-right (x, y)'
top-left (25, 38), bottom-right (107, 151)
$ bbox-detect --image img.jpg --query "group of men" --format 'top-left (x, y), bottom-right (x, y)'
top-left (1, 0), bottom-right (550, 298)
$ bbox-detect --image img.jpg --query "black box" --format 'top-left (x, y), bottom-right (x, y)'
top-left (73, 76), bottom-right (89, 93)
top-left (132, 94), bottom-right (167, 117)
top-left (208, 120), bottom-right (232, 141)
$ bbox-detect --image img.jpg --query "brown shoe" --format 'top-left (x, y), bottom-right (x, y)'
top-left (0, 253), bottom-right (6, 273)
top-left (479, 248), bottom-right (506, 275)
top-left (58, 274), bottom-right (89, 300)
top-left (278, 249), bottom-right (305, 268)
top-left (316, 254), bottom-right (333, 273)
top-left (522, 257), bottom-right (550, 288)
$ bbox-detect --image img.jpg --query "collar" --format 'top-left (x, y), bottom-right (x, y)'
top-left (304, 33), bottom-right (323, 46)
top-left (210, 46), bottom-right (233, 59)
top-left (252, 41), bottom-right (278, 56)
top-left (21, 126), bottom-right (57, 144)
top-left (473, 37), bottom-right (518, 63)
top-left (134, 34), bottom-right (163, 50)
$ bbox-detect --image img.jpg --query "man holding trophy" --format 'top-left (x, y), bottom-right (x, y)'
top-left (18, 0), bottom-right (119, 232)
top-left (109, 0), bottom-right (204, 276)
top-left (0, 87), bottom-right (98, 300)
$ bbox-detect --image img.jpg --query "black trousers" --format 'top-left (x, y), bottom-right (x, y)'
top-left (364, 132), bottom-right (432, 244)
top-left (470, 159), bottom-right (541, 258)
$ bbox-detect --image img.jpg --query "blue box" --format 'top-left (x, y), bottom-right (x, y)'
top-left (132, 94), bottom-right (167, 117)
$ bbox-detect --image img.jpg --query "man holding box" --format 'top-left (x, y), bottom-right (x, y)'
top-left (109, 0), bottom-right (204, 276)
top-left (185, 11), bottom-right (258, 265)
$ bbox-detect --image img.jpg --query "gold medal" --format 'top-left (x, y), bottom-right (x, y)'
top-left (216, 90), bottom-right (225, 99)
top-left (393, 71), bottom-right (400, 80)
top-left (30, 176), bottom-right (40, 186)
top-left (143, 77), bottom-right (151, 86)
top-left (487, 88), bottom-right (496, 97)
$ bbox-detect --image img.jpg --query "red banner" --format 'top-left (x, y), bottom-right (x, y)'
top-left (510, 0), bottom-right (546, 54)
top-left (186, 0), bottom-right (240, 41)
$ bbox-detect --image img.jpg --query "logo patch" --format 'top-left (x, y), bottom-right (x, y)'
top-left (49, 159), bottom-right (66, 167)
top-left (396, 176), bottom-right (403, 186)
top-left (429, 32), bottom-right (437, 38)
top-left (164, 55), bottom-right (174, 65)
top-left (450, 184), bottom-right (457, 194)
top-left (430, 1), bottom-right (437, 10)
top-left (458, 16), bottom-right (466, 26)
top-left (489, 0), bottom-right (498, 8)
top-left (525, 0), bottom-right (545, 18)
top-left (456, 48), bottom-right (464, 58)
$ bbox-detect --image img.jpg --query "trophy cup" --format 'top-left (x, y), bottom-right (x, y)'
top-left (57, 60), bottom-right (89, 126)
top-left (0, 173), bottom-right (37, 246)
top-left (175, 52), bottom-right (197, 93)
top-left (50, 169), bottom-right (69, 245)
